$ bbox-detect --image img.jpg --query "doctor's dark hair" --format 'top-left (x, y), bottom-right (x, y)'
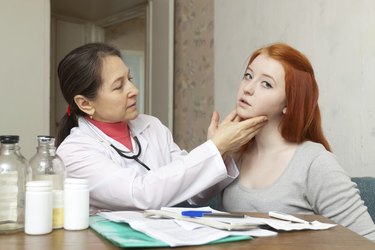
top-left (56, 43), bottom-right (121, 147)
top-left (248, 43), bottom-right (331, 151)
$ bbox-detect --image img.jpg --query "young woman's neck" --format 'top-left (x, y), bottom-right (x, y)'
top-left (251, 119), bottom-right (291, 155)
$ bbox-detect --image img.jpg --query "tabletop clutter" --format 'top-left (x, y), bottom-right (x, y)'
top-left (0, 135), bottom-right (89, 235)
top-left (93, 207), bottom-right (336, 247)
top-left (0, 134), bottom-right (336, 248)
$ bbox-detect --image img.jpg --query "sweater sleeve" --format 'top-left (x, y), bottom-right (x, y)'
top-left (306, 152), bottom-right (375, 241)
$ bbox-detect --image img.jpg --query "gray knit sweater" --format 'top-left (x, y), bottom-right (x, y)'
top-left (222, 141), bottom-right (375, 242)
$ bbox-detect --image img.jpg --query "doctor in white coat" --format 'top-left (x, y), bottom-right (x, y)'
top-left (56, 43), bottom-right (267, 211)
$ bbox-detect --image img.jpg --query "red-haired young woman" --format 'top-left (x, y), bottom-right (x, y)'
top-left (221, 43), bottom-right (375, 241)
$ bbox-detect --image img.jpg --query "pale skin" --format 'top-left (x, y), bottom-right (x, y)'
top-left (73, 55), bottom-right (268, 156)
top-left (236, 54), bottom-right (298, 189)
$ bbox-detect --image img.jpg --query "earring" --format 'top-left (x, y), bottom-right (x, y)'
top-left (90, 115), bottom-right (93, 119)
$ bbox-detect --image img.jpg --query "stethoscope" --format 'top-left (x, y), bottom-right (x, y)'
top-left (83, 118), bottom-right (150, 171)
top-left (109, 136), bottom-right (150, 171)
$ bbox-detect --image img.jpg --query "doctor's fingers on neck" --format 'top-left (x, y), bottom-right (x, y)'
top-left (239, 116), bottom-right (268, 129)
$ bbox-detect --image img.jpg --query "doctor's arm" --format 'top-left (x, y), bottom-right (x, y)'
top-left (58, 134), bottom-right (231, 211)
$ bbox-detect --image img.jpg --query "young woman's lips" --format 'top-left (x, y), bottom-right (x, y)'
top-left (239, 98), bottom-right (251, 107)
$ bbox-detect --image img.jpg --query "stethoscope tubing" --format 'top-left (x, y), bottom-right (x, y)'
top-left (83, 118), bottom-right (151, 171)
top-left (109, 137), bottom-right (150, 170)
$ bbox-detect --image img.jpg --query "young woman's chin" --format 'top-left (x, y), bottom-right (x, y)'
top-left (236, 107), bottom-right (257, 121)
top-left (238, 114), bottom-right (258, 121)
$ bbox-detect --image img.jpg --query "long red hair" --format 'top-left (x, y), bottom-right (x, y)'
top-left (248, 43), bottom-right (331, 151)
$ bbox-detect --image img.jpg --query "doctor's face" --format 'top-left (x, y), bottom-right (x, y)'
top-left (91, 55), bottom-right (139, 123)
top-left (236, 54), bottom-right (286, 121)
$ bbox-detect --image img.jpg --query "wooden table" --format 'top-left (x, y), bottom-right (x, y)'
top-left (0, 213), bottom-right (374, 250)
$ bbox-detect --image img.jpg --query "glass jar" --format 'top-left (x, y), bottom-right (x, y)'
top-left (0, 135), bottom-right (27, 233)
top-left (29, 135), bottom-right (66, 229)
top-left (15, 142), bottom-right (32, 182)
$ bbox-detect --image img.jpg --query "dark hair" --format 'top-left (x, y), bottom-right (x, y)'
top-left (248, 43), bottom-right (331, 151)
top-left (56, 43), bottom-right (121, 147)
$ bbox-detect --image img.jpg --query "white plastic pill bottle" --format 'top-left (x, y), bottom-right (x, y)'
top-left (63, 178), bottom-right (89, 230)
top-left (25, 180), bottom-right (53, 235)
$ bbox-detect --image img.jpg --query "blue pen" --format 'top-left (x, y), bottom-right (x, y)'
top-left (182, 210), bottom-right (246, 218)
top-left (181, 210), bottom-right (212, 217)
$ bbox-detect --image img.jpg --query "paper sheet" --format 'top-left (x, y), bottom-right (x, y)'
top-left (259, 218), bottom-right (336, 231)
top-left (173, 220), bottom-right (278, 237)
top-left (99, 210), bottom-right (248, 247)
top-left (129, 219), bottom-right (231, 247)
top-left (98, 207), bottom-right (336, 246)
top-left (160, 207), bottom-right (336, 231)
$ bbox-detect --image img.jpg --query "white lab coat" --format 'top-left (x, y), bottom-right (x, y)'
top-left (57, 114), bottom-right (238, 211)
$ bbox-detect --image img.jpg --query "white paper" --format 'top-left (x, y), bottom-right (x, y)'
top-left (99, 209), bottom-right (251, 246)
top-left (174, 219), bottom-right (278, 237)
top-left (228, 228), bottom-right (278, 237)
top-left (98, 211), bottom-right (146, 223)
top-left (161, 207), bottom-right (336, 231)
top-left (98, 207), bottom-right (336, 247)
top-left (129, 219), bottom-right (230, 247)
top-left (260, 218), bottom-right (336, 231)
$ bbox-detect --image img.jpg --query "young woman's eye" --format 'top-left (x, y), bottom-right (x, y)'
top-left (244, 73), bottom-right (253, 80)
top-left (262, 81), bottom-right (273, 89)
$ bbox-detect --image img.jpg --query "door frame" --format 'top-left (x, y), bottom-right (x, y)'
top-left (50, 0), bottom-right (174, 135)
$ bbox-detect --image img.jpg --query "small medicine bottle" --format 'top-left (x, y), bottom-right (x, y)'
top-left (29, 135), bottom-right (65, 229)
top-left (64, 178), bottom-right (89, 230)
top-left (25, 181), bottom-right (53, 235)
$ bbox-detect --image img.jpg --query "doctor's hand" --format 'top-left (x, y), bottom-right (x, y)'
top-left (208, 110), bottom-right (267, 155)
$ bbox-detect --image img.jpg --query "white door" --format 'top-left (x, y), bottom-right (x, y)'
top-left (51, 0), bottom-right (174, 135)
top-left (146, 0), bottom-right (174, 130)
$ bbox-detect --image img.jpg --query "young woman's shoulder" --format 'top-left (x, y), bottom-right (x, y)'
top-left (299, 141), bottom-right (334, 159)
top-left (300, 141), bottom-right (345, 174)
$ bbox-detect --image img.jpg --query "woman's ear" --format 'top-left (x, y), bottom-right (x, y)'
top-left (74, 95), bottom-right (95, 117)
top-left (282, 107), bottom-right (287, 114)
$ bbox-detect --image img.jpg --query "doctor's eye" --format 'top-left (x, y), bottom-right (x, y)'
top-left (244, 73), bottom-right (253, 80)
top-left (128, 76), bottom-right (133, 82)
top-left (114, 83), bottom-right (124, 90)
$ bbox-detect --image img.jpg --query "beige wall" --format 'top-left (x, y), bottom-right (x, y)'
top-left (174, 0), bottom-right (214, 150)
top-left (0, 0), bottom-right (50, 159)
